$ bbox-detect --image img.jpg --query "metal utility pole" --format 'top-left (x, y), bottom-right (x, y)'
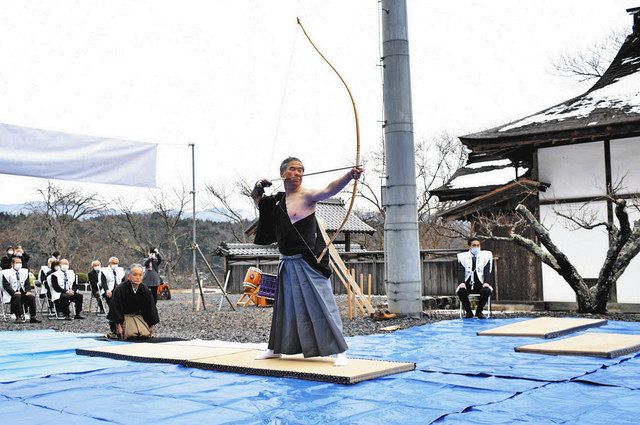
top-left (380, 0), bottom-right (422, 315)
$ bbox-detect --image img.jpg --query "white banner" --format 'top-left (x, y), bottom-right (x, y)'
top-left (0, 122), bottom-right (157, 187)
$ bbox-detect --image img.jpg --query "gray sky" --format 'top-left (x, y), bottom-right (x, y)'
top-left (0, 0), bottom-right (635, 213)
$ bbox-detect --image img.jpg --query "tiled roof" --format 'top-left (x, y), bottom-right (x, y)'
top-left (461, 26), bottom-right (640, 148)
top-left (245, 197), bottom-right (375, 236)
top-left (315, 199), bottom-right (375, 234)
top-left (215, 242), bottom-right (367, 257)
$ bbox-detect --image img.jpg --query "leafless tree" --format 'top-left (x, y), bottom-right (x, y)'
top-left (551, 28), bottom-right (627, 83)
top-left (148, 187), bottom-right (191, 282)
top-left (357, 132), bottom-right (468, 249)
top-left (475, 189), bottom-right (640, 314)
top-left (204, 180), bottom-right (253, 243)
top-left (25, 182), bottom-right (106, 257)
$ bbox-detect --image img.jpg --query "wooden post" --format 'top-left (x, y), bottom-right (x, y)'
top-left (359, 273), bottom-right (364, 318)
top-left (368, 273), bottom-right (372, 305)
top-left (347, 280), bottom-right (352, 320)
top-left (351, 269), bottom-right (359, 318)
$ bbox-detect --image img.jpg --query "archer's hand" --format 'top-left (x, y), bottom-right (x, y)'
top-left (350, 166), bottom-right (363, 180)
top-left (251, 179), bottom-right (272, 200)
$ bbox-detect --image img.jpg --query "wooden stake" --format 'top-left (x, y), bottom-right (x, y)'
top-left (368, 273), bottom-right (372, 305)
top-left (347, 280), bottom-right (352, 320)
top-left (351, 269), bottom-right (358, 318)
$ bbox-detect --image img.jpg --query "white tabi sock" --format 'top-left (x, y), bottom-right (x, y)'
top-left (333, 352), bottom-right (348, 366)
top-left (254, 349), bottom-right (282, 360)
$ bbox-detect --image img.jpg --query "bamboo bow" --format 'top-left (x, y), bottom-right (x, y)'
top-left (296, 17), bottom-right (361, 263)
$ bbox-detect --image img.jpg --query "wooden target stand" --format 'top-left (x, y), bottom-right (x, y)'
top-left (317, 220), bottom-right (375, 316)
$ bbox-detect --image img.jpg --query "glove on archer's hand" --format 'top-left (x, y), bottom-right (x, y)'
top-left (251, 179), bottom-right (272, 199)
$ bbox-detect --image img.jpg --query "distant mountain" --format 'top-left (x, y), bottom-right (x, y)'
top-left (0, 203), bottom-right (253, 223)
top-left (0, 203), bottom-right (32, 215)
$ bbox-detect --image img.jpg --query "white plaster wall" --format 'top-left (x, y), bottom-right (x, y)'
top-left (538, 142), bottom-right (605, 201)
top-left (540, 202), bottom-right (609, 302)
top-left (610, 136), bottom-right (640, 196)
top-left (615, 207), bottom-right (640, 303)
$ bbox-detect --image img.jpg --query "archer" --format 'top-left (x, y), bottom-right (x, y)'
top-left (250, 157), bottom-right (363, 366)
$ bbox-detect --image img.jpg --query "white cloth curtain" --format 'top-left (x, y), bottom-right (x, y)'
top-left (0, 122), bottom-right (157, 187)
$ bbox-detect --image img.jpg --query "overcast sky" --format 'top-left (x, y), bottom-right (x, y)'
top-left (0, 0), bottom-right (636, 214)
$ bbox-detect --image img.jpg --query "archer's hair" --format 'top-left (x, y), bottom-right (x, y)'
top-left (279, 157), bottom-right (304, 175)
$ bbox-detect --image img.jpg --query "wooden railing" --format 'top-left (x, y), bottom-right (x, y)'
top-left (220, 249), bottom-right (467, 297)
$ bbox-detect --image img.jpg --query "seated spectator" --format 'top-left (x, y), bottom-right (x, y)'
top-left (456, 237), bottom-right (493, 319)
top-left (38, 258), bottom-right (53, 299)
top-left (50, 259), bottom-right (84, 320)
top-left (108, 264), bottom-right (159, 339)
top-left (100, 257), bottom-right (125, 333)
top-left (88, 260), bottom-right (105, 314)
top-left (1, 257), bottom-right (41, 323)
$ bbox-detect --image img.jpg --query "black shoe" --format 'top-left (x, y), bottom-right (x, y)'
top-left (464, 311), bottom-right (474, 319)
top-left (30, 317), bottom-right (42, 323)
top-left (476, 312), bottom-right (486, 319)
top-left (74, 315), bottom-right (85, 320)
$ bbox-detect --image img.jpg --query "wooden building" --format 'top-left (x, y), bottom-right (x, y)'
top-left (433, 7), bottom-right (640, 308)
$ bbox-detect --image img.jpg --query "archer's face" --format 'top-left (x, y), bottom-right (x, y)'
top-left (282, 160), bottom-right (304, 188)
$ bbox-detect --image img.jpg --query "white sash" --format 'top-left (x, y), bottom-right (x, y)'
top-left (99, 267), bottom-right (125, 294)
top-left (49, 269), bottom-right (76, 301)
top-left (457, 250), bottom-right (492, 285)
top-left (1, 268), bottom-right (29, 303)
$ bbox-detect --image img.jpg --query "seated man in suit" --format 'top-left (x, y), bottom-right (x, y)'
top-left (100, 257), bottom-right (125, 333)
top-left (456, 237), bottom-right (493, 319)
top-left (88, 260), bottom-right (105, 314)
top-left (50, 259), bottom-right (84, 320)
top-left (108, 264), bottom-right (159, 339)
top-left (1, 257), bottom-right (41, 323)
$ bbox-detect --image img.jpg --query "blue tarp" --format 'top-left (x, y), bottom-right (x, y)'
top-left (1, 319), bottom-right (640, 424)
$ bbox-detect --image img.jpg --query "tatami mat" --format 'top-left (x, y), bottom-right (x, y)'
top-left (187, 349), bottom-right (415, 384)
top-left (477, 317), bottom-right (607, 338)
top-left (76, 342), bottom-right (415, 384)
top-left (515, 333), bottom-right (640, 358)
top-left (76, 343), bottom-right (251, 364)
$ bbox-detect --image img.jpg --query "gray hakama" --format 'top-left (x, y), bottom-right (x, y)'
top-left (268, 254), bottom-right (348, 357)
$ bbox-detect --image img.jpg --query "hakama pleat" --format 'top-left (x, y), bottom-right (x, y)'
top-left (268, 254), bottom-right (347, 357)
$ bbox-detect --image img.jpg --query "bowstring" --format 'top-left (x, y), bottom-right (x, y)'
top-left (266, 25), bottom-right (299, 175)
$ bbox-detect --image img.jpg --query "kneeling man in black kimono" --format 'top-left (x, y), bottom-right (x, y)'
top-left (108, 264), bottom-right (159, 339)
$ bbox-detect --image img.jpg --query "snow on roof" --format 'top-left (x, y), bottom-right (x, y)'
top-left (499, 71), bottom-right (640, 132)
top-left (448, 166), bottom-right (528, 189)
top-left (464, 159), bottom-right (511, 169)
top-left (460, 29), bottom-right (640, 145)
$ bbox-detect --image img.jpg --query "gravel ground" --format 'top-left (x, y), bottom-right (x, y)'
top-left (2, 290), bottom-right (640, 342)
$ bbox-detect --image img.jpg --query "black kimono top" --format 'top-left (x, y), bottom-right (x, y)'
top-left (107, 280), bottom-right (160, 327)
top-left (254, 192), bottom-right (331, 278)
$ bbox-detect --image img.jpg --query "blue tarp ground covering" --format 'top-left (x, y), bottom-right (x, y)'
top-left (1, 319), bottom-right (639, 424)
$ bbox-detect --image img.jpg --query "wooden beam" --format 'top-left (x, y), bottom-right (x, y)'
top-left (318, 219), bottom-right (375, 315)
